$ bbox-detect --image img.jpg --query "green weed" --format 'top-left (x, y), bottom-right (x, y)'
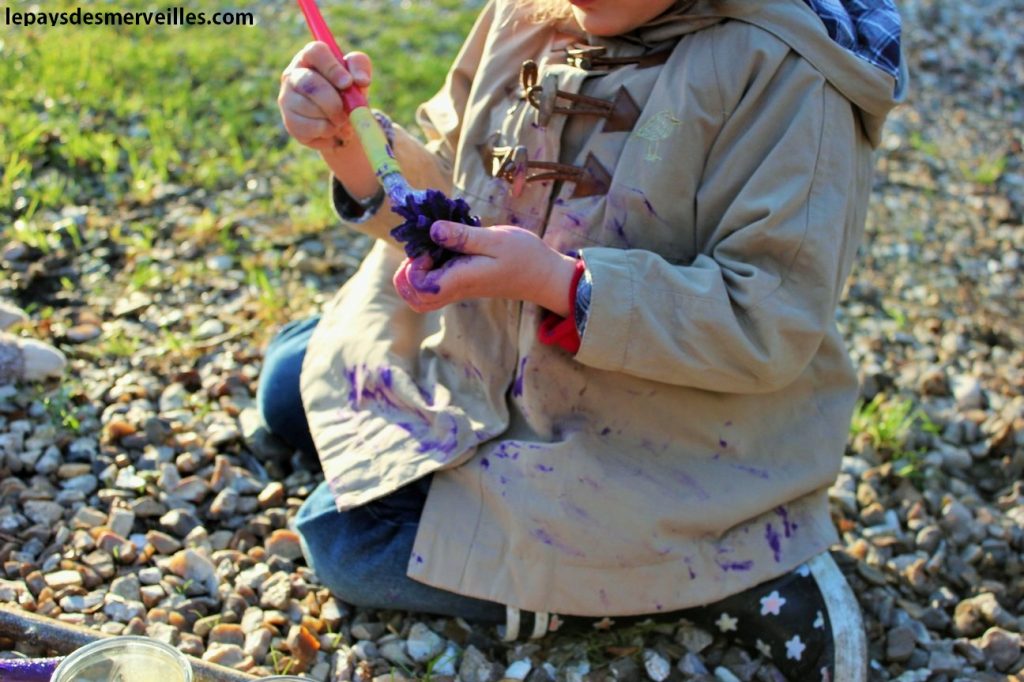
top-left (849, 394), bottom-right (941, 479)
top-left (960, 154), bottom-right (1007, 186)
top-left (40, 384), bottom-right (84, 434)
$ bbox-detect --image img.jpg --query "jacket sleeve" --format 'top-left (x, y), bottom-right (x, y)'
top-left (574, 27), bottom-right (871, 394)
top-left (329, 0), bottom-right (497, 244)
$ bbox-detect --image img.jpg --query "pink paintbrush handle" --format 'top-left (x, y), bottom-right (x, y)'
top-left (296, 0), bottom-right (368, 112)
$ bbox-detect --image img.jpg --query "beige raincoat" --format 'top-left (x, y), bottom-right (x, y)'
top-left (300, 0), bottom-right (906, 616)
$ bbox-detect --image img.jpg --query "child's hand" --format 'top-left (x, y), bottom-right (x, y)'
top-left (392, 222), bottom-right (578, 315)
top-left (278, 41), bottom-right (372, 151)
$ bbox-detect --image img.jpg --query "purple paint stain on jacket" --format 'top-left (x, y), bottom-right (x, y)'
top-left (511, 356), bottom-right (527, 397)
top-left (775, 506), bottom-right (795, 537)
top-left (531, 527), bottom-right (586, 558)
top-left (536, 464), bottom-right (554, 473)
top-left (416, 384), bottom-right (434, 406)
top-left (765, 522), bottom-right (782, 562)
top-left (730, 462), bottom-right (771, 480)
top-left (717, 559), bottom-right (754, 572)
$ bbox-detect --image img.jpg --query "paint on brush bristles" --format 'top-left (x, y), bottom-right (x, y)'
top-left (390, 188), bottom-right (480, 267)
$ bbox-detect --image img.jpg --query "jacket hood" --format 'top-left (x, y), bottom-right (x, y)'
top-left (621, 0), bottom-right (907, 146)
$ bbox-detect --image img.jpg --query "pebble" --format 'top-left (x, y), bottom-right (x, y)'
top-left (71, 506), bottom-right (107, 529)
top-left (147, 622), bottom-right (180, 646)
top-left (244, 628), bottom-right (272, 659)
top-left (978, 627), bottom-right (1020, 671)
top-left (713, 668), bottom-right (742, 682)
top-left (103, 595), bottom-right (146, 622)
top-left (676, 621), bottom-right (714, 653)
top-left (505, 659), bottom-right (532, 680)
top-left (379, 640), bottom-right (413, 668)
top-left (258, 574), bottom-right (291, 610)
top-left (209, 488), bottom-right (239, 517)
top-left (351, 622), bottom-right (386, 641)
top-left (66, 324), bottom-right (102, 343)
top-left (643, 650), bottom-right (671, 681)
top-left (24, 501), bottom-right (64, 526)
top-left (109, 574), bottom-right (141, 602)
top-left (44, 570), bottom-right (83, 589)
top-left (167, 548), bottom-right (218, 592)
top-left (209, 623), bottom-right (246, 647)
top-left (202, 642), bottom-right (249, 669)
top-left (265, 528), bottom-right (304, 561)
top-left (194, 319), bottom-right (226, 340)
top-left (257, 481), bottom-right (286, 508)
top-left (160, 509), bottom-right (201, 537)
top-left (459, 645), bottom-right (499, 682)
top-left (952, 375), bottom-right (984, 409)
top-left (678, 652), bottom-right (709, 676)
top-left (406, 622), bottom-right (445, 663)
top-left (886, 625), bottom-right (917, 662)
top-left (108, 508), bottom-right (136, 538)
top-left (432, 642), bottom-right (460, 676)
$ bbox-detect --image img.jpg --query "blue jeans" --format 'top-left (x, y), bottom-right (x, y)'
top-left (257, 317), bottom-right (505, 623)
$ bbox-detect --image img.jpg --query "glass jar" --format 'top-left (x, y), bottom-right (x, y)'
top-left (50, 637), bottom-right (192, 682)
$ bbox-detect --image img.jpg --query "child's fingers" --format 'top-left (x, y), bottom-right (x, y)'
top-left (279, 87), bottom-right (334, 124)
top-left (296, 41), bottom-right (355, 90)
top-left (281, 110), bottom-right (336, 148)
top-left (344, 51), bottom-right (373, 88)
top-left (430, 221), bottom-right (498, 256)
top-left (281, 68), bottom-right (347, 127)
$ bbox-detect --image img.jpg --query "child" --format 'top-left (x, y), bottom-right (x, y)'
top-left (264, 1), bottom-right (906, 679)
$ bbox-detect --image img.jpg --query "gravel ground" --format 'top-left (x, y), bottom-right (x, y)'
top-left (0, 0), bottom-right (1022, 680)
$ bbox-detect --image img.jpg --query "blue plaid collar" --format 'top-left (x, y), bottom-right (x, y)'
top-left (802, 0), bottom-right (902, 82)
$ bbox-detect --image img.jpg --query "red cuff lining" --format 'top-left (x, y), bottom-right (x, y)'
top-left (537, 259), bottom-right (586, 354)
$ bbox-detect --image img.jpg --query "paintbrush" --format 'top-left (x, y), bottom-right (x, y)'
top-left (295, 0), bottom-right (478, 266)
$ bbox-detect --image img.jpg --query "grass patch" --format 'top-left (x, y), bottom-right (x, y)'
top-left (849, 394), bottom-right (941, 480)
top-left (1, 0), bottom-right (480, 230)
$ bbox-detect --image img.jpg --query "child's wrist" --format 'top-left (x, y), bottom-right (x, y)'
top-left (321, 143), bottom-right (379, 204)
top-left (534, 253), bottom-right (582, 317)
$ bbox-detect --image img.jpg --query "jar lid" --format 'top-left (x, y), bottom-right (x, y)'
top-left (50, 636), bottom-right (192, 682)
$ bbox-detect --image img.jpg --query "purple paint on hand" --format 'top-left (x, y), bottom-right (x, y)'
top-left (765, 522), bottom-right (782, 562)
top-left (409, 255), bottom-right (465, 294)
top-left (535, 464), bottom-right (554, 473)
top-left (480, 457), bottom-right (490, 469)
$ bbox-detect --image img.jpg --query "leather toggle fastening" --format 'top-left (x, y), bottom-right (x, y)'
top-left (519, 60), bottom-right (640, 132)
top-left (486, 143), bottom-right (612, 199)
top-left (566, 44), bottom-right (674, 71)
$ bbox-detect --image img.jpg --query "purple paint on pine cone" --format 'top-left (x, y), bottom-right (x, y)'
top-left (389, 189), bottom-right (480, 267)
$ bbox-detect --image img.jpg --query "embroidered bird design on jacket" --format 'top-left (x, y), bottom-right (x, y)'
top-left (635, 110), bottom-right (683, 161)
